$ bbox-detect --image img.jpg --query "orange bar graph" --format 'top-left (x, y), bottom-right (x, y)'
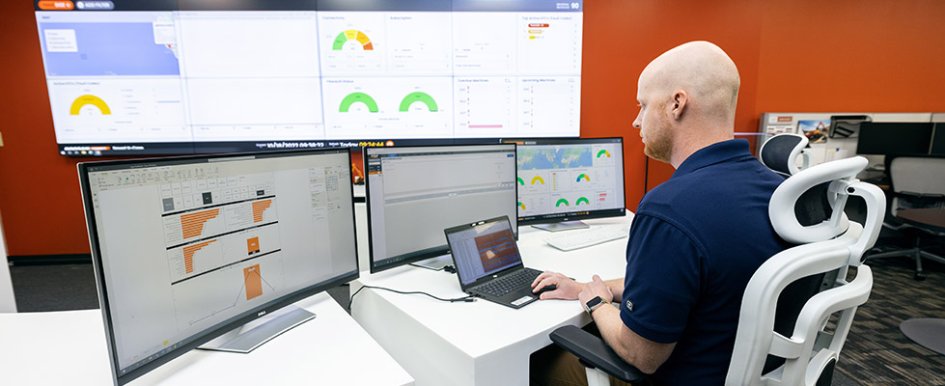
top-left (182, 240), bottom-right (216, 274)
top-left (247, 236), bottom-right (260, 255)
top-left (252, 200), bottom-right (272, 223)
top-left (244, 264), bottom-right (263, 300)
top-left (180, 209), bottom-right (220, 239)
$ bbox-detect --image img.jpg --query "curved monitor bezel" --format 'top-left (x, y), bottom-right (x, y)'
top-left (365, 143), bottom-right (519, 274)
top-left (504, 137), bottom-right (626, 226)
top-left (77, 148), bottom-right (359, 385)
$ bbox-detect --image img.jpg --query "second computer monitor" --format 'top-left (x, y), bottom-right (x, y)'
top-left (511, 137), bottom-right (626, 230)
top-left (856, 122), bottom-right (934, 156)
top-left (366, 144), bottom-right (518, 273)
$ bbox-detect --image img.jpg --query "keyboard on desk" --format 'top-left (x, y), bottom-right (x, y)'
top-left (545, 226), bottom-right (628, 251)
top-left (472, 268), bottom-right (543, 297)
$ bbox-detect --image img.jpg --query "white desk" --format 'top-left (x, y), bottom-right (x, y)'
top-left (0, 292), bottom-right (413, 386)
top-left (351, 214), bottom-right (633, 386)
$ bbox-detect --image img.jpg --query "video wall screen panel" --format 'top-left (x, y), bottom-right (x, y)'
top-left (34, 0), bottom-right (584, 156)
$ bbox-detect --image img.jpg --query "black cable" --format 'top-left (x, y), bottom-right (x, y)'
top-left (348, 284), bottom-right (475, 311)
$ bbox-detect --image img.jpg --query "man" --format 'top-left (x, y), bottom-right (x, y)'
top-left (530, 41), bottom-right (787, 385)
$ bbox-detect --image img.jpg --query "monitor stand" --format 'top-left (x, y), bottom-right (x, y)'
top-left (532, 221), bottom-right (590, 232)
top-left (198, 305), bottom-right (316, 353)
top-left (411, 254), bottom-right (453, 271)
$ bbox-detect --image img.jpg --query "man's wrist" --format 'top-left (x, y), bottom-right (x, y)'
top-left (588, 301), bottom-right (614, 317)
top-left (583, 295), bottom-right (605, 314)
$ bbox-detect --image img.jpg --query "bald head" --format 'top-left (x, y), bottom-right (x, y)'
top-left (639, 41), bottom-right (740, 128)
top-left (632, 41), bottom-right (741, 167)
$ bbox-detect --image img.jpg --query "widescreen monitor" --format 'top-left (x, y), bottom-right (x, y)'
top-left (35, 0), bottom-right (583, 156)
top-left (366, 144), bottom-right (517, 273)
top-left (508, 137), bottom-right (625, 231)
top-left (79, 149), bottom-right (358, 385)
top-left (856, 122), bottom-right (933, 156)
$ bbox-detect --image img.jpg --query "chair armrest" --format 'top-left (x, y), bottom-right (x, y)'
top-left (549, 325), bottom-right (647, 383)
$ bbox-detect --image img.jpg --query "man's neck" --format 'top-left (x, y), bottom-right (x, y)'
top-left (669, 128), bottom-right (734, 169)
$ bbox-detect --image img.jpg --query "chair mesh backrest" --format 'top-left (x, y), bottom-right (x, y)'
top-left (760, 134), bottom-right (806, 176)
top-left (763, 182), bottom-right (833, 373)
top-left (795, 183), bottom-right (833, 227)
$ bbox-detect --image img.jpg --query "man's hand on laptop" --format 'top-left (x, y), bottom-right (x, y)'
top-left (531, 271), bottom-right (584, 300)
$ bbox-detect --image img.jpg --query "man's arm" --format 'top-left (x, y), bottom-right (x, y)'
top-left (531, 272), bottom-right (675, 372)
top-left (580, 275), bottom-right (675, 374)
top-left (605, 278), bottom-right (624, 299)
top-left (531, 272), bottom-right (624, 300)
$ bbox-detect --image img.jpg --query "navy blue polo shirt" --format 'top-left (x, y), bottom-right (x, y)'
top-left (620, 139), bottom-right (787, 385)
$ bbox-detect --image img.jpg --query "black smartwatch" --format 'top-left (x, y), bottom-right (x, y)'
top-left (583, 296), bottom-right (604, 314)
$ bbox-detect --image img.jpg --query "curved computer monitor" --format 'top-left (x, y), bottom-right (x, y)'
top-left (78, 149), bottom-right (358, 385)
top-left (366, 144), bottom-right (518, 273)
top-left (506, 137), bottom-right (626, 231)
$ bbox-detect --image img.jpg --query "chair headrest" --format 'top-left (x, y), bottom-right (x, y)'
top-left (769, 157), bottom-right (869, 244)
top-left (760, 134), bottom-right (808, 176)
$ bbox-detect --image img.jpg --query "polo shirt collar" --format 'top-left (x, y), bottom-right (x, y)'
top-left (673, 139), bottom-right (751, 177)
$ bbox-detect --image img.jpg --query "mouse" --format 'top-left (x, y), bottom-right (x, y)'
top-left (534, 284), bottom-right (557, 295)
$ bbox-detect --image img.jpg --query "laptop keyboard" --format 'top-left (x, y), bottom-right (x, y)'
top-left (473, 268), bottom-right (543, 298)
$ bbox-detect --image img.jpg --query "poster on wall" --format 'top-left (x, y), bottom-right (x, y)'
top-left (797, 119), bottom-right (829, 144)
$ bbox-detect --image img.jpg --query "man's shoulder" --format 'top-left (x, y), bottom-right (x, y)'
top-left (639, 159), bottom-right (783, 225)
top-left (639, 170), bottom-right (720, 209)
top-left (649, 156), bottom-right (782, 197)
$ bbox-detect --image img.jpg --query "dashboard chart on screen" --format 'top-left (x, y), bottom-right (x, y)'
top-left (34, 0), bottom-right (583, 156)
top-left (506, 137), bottom-right (625, 229)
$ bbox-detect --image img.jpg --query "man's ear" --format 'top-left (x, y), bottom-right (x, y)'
top-left (671, 90), bottom-right (688, 120)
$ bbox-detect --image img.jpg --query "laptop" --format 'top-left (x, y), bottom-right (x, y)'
top-left (444, 215), bottom-right (544, 309)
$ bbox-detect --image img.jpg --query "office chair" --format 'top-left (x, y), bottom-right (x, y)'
top-left (549, 150), bottom-right (885, 386)
top-left (865, 156), bottom-right (945, 280)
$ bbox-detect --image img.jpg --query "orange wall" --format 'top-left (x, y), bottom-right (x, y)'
top-left (0, 1), bottom-right (94, 256)
top-left (2, 0), bottom-right (945, 256)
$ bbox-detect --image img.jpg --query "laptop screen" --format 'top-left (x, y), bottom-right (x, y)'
top-left (447, 217), bottom-right (523, 287)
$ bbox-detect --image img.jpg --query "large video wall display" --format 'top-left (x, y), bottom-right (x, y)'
top-left (34, 0), bottom-right (583, 155)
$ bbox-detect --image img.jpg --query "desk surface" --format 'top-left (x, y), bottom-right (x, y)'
top-left (897, 207), bottom-right (945, 232)
top-left (0, 292), bottom-right (413, 386)
top-left (352, 213), bottom-right (633, 386)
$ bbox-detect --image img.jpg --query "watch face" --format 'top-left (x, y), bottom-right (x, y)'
top-left (585, 296), bottom-right (603, 312)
